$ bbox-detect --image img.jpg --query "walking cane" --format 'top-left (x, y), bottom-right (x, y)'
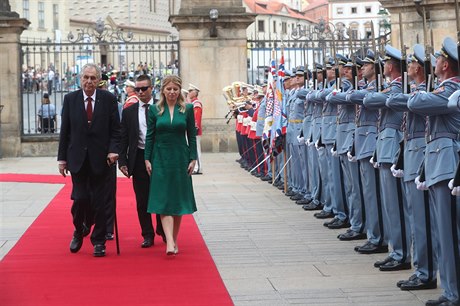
top-left (114, 208), bottom-right (120, 255)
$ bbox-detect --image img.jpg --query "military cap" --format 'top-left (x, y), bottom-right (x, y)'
top-left (188, 83), bottom-right (200, 92)
top-left (124, 80), bottom-right (135, 88)
top-left (325, 57), bottom-right (335, 68)
top-left (435, 37), bottom-right (458, 62)
top-left (384, 45), bottom-right (402, 61)
top-left (284, 70), bottom-right (292, 80)
top-left (336, 54), bottom-right (349, 65)
top-left (315, 63), bottom-right (324, 72)
top-left (410, 44), bottom-right (437, 68)
top-left (362, 50), bottom-right (376, 64)
top-left (295, 66), bottom-right (305, 76)
top-left (356, 57), bottom-right (364, 68)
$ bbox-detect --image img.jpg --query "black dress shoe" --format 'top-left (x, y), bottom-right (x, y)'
top-left (285, 190), bottom-right (296, 197)
top-left (141, 238), bottom-right (154, 248)
top-left (323, 217), bottom-right (339, 227)
top-left (426, 296), bottom-right (450, 306)
top-left (374, 256), bottom-right (394, 268)
top-left (260, 175), bottom-right (271, 181)
top-left (82, 223), bottom-right (91, 237)
top-left (290, 194), bottom-right (303, 201)
top-left (105, 233), bottom-right (114, 240)
top-left (399, 277), bottom-right (437, 290)
top-left (302, 202), bottom-right (323, 211)
top-left (397, 274), bottom-right (417, 287)
top-left (93, 244), bottom-right (106, 257)
top-left (296, 198), bottom-right (312, 205)
top-left (70, 234), bottom-right (83, 253)
top-left (356, 242), bottom-right (388, 254)
top-left (337, 229), bottom-right (367, 241)
top-left (379, 260), bottom-right (411, 271)
top-left (439, 300), bottom-right (460, 306)
top-left (314, 210), bottom-right (335, 219)
top-left (327, 218), bottom-right (350, 229)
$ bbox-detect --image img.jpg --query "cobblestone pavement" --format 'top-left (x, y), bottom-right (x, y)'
top-left (1, 154), bottom-right (439, 305)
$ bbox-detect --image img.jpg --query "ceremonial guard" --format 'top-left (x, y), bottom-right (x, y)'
top-left (347, 50), bottom-right (387, 254)
top-left (188, 84), bottom-right (203, 174)
top-left (409, 37), bottom-right (460, 306)
top-left (386, 44), bottom-right (438, 290)
top-left (326, 57), bottom-right (366, 240)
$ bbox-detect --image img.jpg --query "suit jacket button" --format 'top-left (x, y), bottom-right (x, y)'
top-left (436, 148), bottom-right (440, 153)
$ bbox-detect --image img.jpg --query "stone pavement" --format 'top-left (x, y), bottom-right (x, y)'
top-left (0, 153), bottom-right (440, 305)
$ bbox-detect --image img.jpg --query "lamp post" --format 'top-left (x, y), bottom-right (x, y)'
top-left (209, 9), bottom-right (219, 38)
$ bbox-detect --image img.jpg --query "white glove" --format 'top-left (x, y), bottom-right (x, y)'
top-left (369, 156), bottom-right (378, 168)
top-left (448, 179), bottom-right (460, 196)
top-left (390, 164), bottom-right (404, 178)
top-left (315, 140), bottom-right (324, 151)
top-left (415, 175), bottom-right (428, 191)
top-left (347, 151), bottom-right (356, 162)
top-left (305, 139), bottom-right (310, 146)
top-left (330, 147), bottom-right (338, 157)
top-left (297, 135), bottom-right (305, 144)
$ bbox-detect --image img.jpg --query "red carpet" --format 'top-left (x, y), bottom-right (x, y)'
top-left (0, 174), bottom-right (232, 306)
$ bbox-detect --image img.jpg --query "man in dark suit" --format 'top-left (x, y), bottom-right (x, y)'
top-left (118, 74), bottom-right (165, 248)
top-left (58, 63), bottom-right (121, 257)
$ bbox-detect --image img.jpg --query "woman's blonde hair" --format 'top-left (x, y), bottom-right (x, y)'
top-left (156, 75), bottom-right (186, 115)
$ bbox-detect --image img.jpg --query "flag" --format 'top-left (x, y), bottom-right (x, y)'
top-left (262, 52), bottom-right (276, 140)
top-left (270, 51), bottom-right (285, 154)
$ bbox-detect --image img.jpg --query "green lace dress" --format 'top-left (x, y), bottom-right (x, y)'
top-left (145, 103), bottom-right (197, 215)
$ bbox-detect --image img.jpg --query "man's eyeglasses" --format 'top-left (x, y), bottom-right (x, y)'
top-left (134, 86), bottom-right (151, 92)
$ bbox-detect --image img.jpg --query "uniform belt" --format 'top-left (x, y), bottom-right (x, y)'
top-left (356, 121), bottom-right (378, 127)
top-left (426, 132), bottom-right (460, 143)
top-left (379, 123), bottom-right (401, 132)
top-left (288, 119), bottom-right (303, 123)
top-left (405, 131), bottom-right (425, 141)
top-left (322, 112), bottom-right (337, 116)
top-left (338, 120), bottom-right (354, 124)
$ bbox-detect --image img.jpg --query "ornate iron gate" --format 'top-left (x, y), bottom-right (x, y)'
top-left (20, 38), bottom-right (179, 135)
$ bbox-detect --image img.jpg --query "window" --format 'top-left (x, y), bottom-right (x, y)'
top-left (53, 4), bottom-right (59, 30)
top-left (282, 22), bottom-right (287, 34)
top-left (23, 0), bottom-right (29, 20)
top-left (38, 2), bottom-right (45, 29)
top-left (351, 7), bottom-right (357, 14)
top-left (150, 0), bottom-right (156, 13)
top-left (336, 7), bottom-right (343, 15)
top-left (365, 6), bottom-right (372, 13)
top-left (273, 21), bottom-right (277, 33)
top-left (258, 20), bottom-right (265, 33)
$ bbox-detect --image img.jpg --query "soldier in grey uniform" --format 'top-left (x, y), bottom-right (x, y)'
top-left (309, 59), bottom-right (336, 219)
top-left (256, 83), bottom-right (271, 181)
top-left (364, 45), bottom-right (412, 272)
top-left (409, 37), bottom-right (460, 306)
top-left (386, 45), bottom-right (438, 291)
top-left (317, 54), bottom-right (349, 229)
top-left (347, 50), bottom-right (388, 254)
top-left (326, 57), bottom-right (366, 240)
top-left (286, 68), bottom-right (307, 201)
top-left (299, 64), bottom-right (323, 207)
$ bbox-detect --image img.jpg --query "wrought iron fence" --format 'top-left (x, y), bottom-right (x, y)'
top-left (247, 19), bottom-right (391, 85)
top-left (20, 38), bottom-right (179, 135)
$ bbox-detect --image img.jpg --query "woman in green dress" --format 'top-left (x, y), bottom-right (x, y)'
top-left (144, 75), bottom-right (197, 256)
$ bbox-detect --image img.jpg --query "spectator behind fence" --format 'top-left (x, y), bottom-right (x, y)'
top-left (37, 93), bottom-right (56, 133)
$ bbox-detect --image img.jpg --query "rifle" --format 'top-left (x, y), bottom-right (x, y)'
top-left (456, 0), bottom-right (460, 74)
top-left (422, 8), bottom-right (435, 92)
top-left (331, 31), bottom-right (340, 90)
top-left (348, 27), bottom-right (358, 90)
top-left (312, 45), bottom-right (318, 90)
top-left (371, 21), bottom-right (384, 91)
top-left (394, 14), bottom-right (408, 171)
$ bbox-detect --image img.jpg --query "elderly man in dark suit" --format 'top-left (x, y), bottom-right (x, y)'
top-left (118, 74), bottom-right (165, 248)
top-left (58, 63), bottom-right (121, 257)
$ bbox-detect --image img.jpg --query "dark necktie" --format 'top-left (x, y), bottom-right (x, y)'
top-left (143, 103), bottom-right (149, 123)
top-left (87, 97), bottom-right (93, 123)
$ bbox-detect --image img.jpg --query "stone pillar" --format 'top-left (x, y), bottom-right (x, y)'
top-left (379, 0), bottom-right (458, 50)
top-left (170, 0), bottom-right (255, 152)
top-left (0, 4), bottom-right (30, 157)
